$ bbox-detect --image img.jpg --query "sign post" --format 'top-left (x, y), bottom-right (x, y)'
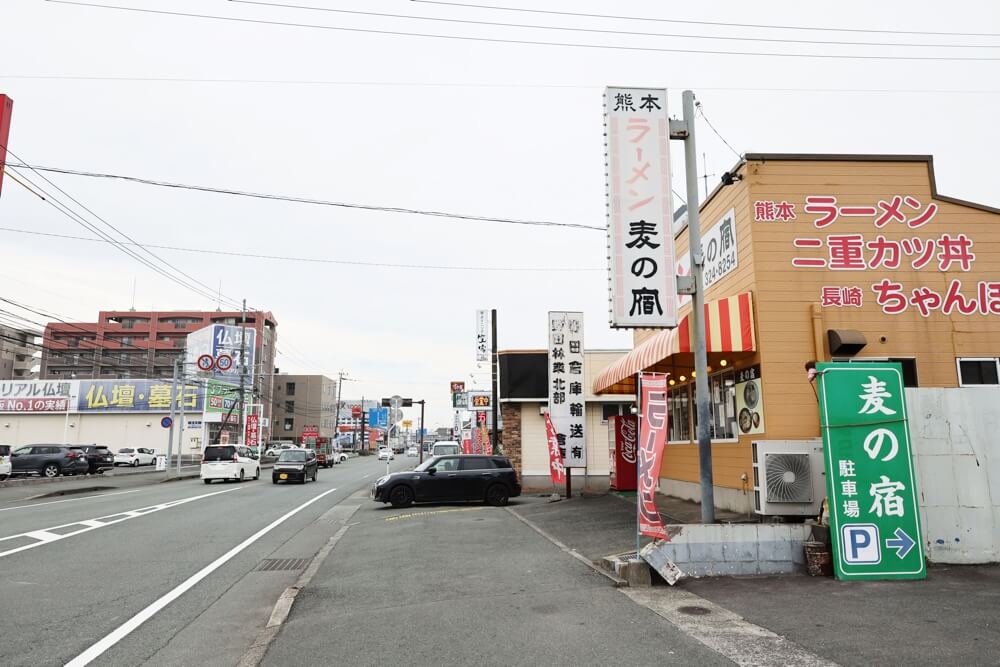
top-left (817, 361), bottom-right (925, 580)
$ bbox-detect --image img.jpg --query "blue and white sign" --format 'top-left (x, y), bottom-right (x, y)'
top-left (368, 407), bottom-right (388, 429)
top-left (187, 324), bottom-right (256, 383)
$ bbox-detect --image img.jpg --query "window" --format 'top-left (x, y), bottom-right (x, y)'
top-left (285, 400), bottom-right (295, 412)
top-left (491, 457), bottom-right (512, 469)
top-left (434, 457), bottom-right (460, 472)
top-left (693, 369), bottom-right (737, 441)
top-left (601, 403), bottom-right (629, 423)
top-left (283, 417), bottom-right (294, 431)
top-left (839, 357), bottom-right (919, 387)
top-left (958, 358), bottom-right (1000, 386)
top-left (668, 385), bottom-right (691, 442)
top-left (286, 382), bottom-right (296, 396)
top-left (460, 456), bottom-right (493, 470)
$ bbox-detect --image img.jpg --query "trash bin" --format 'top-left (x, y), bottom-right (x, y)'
top-left (803, 541), bottom-right (833, 577)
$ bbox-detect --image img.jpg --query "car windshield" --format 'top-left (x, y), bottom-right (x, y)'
top-left (119, 448), bottom-right (134, 453)
top-left (278, 450), bottom-right (307, 462)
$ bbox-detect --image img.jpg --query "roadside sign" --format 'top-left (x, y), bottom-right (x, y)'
top-left (467, 391), bottom-right (491, 411)
top-left (160, 416), bottom-right (173, 429)
top-left (155, 455), bottom-right (167, 471)
top-left (368, 408), bottom-right (388, 429)
top-left (817, 362), bottom-right (925, 580)
top-left (351, 405), bottom-right (362, 418)
top-left (403, 420), bottom-right (412, 429)
top-left (215, 354), bottom-right (234, 372)
top-left (196, 354), bottom-right (215, 371)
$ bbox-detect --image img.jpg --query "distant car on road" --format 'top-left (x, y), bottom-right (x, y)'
top-left (264, 443), bottom-right (295, 457)
top-left (377, 448), bottom-right (394, 461)
top-left (114, 447), bottom-right (156, 467)
top-left (201, 445), bottom-right (260, 484)
top-left (10, 445), bottom-right (90, 478)
top-left (74, 444), bottom-right (116, 474)
top-left (431, 441), bottom-right (462, 457)
top-left (371, 455), bottom-right (521, 508)
top-left (272, 448), bottom-right (318, 484)
top-left (406, 446), bottom-right (418, 457)
top-left (0, 444), bottom-right (11, 480)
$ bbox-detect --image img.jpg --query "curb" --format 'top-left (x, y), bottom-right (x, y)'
top-left (505, 506), bottom-right (629, 588)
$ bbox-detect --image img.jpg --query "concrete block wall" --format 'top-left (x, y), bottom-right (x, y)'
top-left (647, 524), bottom-right (811, 577)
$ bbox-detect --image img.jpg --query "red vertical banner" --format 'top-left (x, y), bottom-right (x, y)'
top-left (638, 373), bottom-right (669, 540)
top-left (0, 95), bottom-right (13, 197)
top-left (543, 412), bottom-right (566, 486)
top-left (245, 414), bottom-right (260, 447)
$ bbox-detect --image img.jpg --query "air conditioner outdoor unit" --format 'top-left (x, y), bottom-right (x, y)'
top-left (752, 440), bottom-right (825, 517)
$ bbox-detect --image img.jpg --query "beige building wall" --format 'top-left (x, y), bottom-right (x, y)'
top-left (0, 412), bottom-right (203, 455)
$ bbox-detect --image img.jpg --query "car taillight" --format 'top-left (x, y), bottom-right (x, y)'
top-left (67, 452), bottom-right (79, 459)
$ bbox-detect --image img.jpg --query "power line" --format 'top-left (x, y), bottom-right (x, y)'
top-left (694, 102), bottom-right (742, 160)
top-left (2, 75), bottom-right (998, 94)
top-left (4, 163), bottom-right (602, 231)
top-left (233, 0), bottom-right (997, 50)
top-left (45, 2), bottom-right (1000, 62)
top-left (412, 1), bottom-right (1000, 39)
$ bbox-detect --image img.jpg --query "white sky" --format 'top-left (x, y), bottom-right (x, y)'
top-left (1, 0), bottom-right (998, 426)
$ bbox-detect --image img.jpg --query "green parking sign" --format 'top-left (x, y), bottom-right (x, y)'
top-left (817, 362), bottom-right (925, 580)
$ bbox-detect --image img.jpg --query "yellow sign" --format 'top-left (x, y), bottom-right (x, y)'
top-left (402, 420), bottom-right (413, 429)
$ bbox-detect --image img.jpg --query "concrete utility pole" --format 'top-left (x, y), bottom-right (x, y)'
top-left (680, 90), bottom-right (715, 523)
top-left (177, 348), bottom-right (186, 478)
top-left (417, 399), bottom-right (425, 464)
top-left (166, 357), bottom-right (179, 479)
top-left (238, 298), bottom-right (247, 444)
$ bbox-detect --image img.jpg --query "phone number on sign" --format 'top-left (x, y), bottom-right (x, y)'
top-left (704, 253), bottom-right (737, 286)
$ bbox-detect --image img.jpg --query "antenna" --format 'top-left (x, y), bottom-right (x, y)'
top-left (701, 153), bottom-right (717, 199)
top-left (130, 277), bottom-right (136, 312)
top-left (216, 280), bottom-right (222, 312)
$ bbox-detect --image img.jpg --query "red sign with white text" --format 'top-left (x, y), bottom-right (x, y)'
top-left (245, 414), bottom-right (259, 447)
top-left (638, 373), bottom-right (669, 540)
top-left (543, 412), bottom-right (566, 486)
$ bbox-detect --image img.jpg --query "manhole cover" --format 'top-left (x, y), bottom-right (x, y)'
top-left (257, 558), bottom-right (310, 572)
top-left (677, 605), bottom-right (711, 616)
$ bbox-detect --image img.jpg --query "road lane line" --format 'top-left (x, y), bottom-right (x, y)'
top-left (0, 487), bottom-right (242, 559)
top-left (0, 488), bottom-right (145, 512)
top-left (67, 487), bottom-right (340, 667)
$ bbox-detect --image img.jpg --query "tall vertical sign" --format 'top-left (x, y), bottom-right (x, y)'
top-left (548, 312), bottom-right (585, 467)
top-left (475, 310), bottom-right (491, 362)
top-left (817, 362), bottom-right (925, 580)
top-left (638, 373), bottom-right (669, 539)
top-left (0, 95), bottom-right (12, 198)
top-left (245, 414), bottom-right (260, 448)
top-left (604, 87), bottom-right (678, 328)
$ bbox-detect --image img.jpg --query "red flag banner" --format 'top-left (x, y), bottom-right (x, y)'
top-left (638, 373), bottom-right (669, 540)
top-left (543, 411), bottom-right (566, 486)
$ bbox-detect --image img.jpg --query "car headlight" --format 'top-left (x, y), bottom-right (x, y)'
top-left (375, 475), bottom-right (389, 486)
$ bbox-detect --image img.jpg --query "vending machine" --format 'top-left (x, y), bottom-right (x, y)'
top-left (608, 415), bottom-right (638, 491)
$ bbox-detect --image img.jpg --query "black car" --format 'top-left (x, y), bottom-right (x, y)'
top-left (372, 455), bottom-right (521, 508)
top-left (272, 448), bottom-right (318, 484)
top-left (10, 445), bottom-right (91, 478)
top-left (74, 444), bottom-right (115, 474)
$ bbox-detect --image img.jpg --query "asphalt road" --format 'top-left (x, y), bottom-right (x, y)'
top-left (0, 454), bottom-right (408, 667)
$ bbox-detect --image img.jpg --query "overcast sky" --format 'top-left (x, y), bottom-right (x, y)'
top-left (1, 0), bottom-right (998, 426)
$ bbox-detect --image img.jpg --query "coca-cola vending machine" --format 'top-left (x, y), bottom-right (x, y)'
top-left (608, 415), bottom-right (638, 491)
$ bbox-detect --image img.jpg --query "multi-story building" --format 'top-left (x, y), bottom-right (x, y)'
top-left (39, 309), bottom-right (277, 439)
top-left (0, 325), bottom-right (40, 380)
top-left (270, 374), bottom-right (338, 441)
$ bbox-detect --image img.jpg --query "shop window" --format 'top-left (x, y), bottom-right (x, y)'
top-left (668, 385), bottom-right (691, 442)
top-left (601, 403), bottom-right (630, 423)
top-left (694, 370), bottom-right (737, 441)
top-left (957, 358), bottom-right (1000, 386)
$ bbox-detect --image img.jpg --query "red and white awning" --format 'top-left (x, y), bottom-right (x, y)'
top-left (593, 292), bottom-right (757, 395)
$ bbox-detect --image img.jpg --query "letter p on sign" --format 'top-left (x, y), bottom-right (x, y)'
top-left (841, 524), bottom-right (881, 564)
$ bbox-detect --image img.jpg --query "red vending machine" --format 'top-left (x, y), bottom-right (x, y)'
top-left (608, 415), bottom-right (638, 491)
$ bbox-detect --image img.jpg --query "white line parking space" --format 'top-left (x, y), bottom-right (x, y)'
top-left (67, 487), bottom-right (338, 667)
top-left (0, 486), bottom-right (242, 559)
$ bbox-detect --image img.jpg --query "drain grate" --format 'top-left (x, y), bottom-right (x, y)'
top-left (677, 605), bottom-right (711, 616)
top-left (257, 558), bottom-right (310, 572)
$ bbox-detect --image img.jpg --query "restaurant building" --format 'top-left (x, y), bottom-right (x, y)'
top-left (593, 154), bottom-right (1000, 512)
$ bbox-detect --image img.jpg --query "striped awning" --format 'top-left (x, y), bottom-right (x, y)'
top-left (593, 292), bottom-right (757, 395)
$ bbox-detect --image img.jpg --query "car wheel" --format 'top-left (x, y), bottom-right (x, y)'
top-left (272, 476), bottom-right (278, 484)
top-left (204, 479), bottom-right (212, 485)
top-left (486, 484), bottom-right (510, 507)
top-left (312, 469), bottom-right (318, 482)
top-left (0, 474), bottom-right (8, 481)
top-left (42, 463), bottom-right (61, 478)
top-left (253, 467), bottom-right (260, 480)
top-left (389, 485), bottom-right (414, 508)
top-left (239, 469), bottom-right (245, 483)
top-left (132, 459), bottom-right (139, 467)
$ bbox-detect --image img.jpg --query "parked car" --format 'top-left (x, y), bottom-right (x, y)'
top-left (200, 445), bottom-right (260, 484)
top-left (0, 444), bottom-right (11, 480)
top-left (74, 444), bottom-right (116, 474)
top-left (406, 446), bottom-right (418, 457)
top-left (272, 448), bottom-right (318, 484)
top-left (431, 441), bottom-right (462, 457)
top-left (114, 447), bottom-right (156, 467)
top-left (371, 455), bottom-right (521, 508)
top-left (10, 445), bottom-right (90, 478)
top-left (377, 448), bottom-right (394, 461)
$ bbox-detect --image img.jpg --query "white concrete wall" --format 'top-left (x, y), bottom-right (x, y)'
top-left (520, 403), bottom-right (611, 478)
top-left (0, 413), bottom-right (204, 456)
top-left (907, 387), bottom-right (1000, 564)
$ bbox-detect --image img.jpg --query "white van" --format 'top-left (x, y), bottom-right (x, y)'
top-left (201, 445), bottom-right (260, 484)
top-left (431, 441), bottom-right (462, 457)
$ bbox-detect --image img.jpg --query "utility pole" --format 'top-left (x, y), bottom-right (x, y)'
top-left (238, 298), bottom-right (247, 444)
top-left (166, 357), bottom-right (178, 479)
top-left (177, 348), bottom-right (186, 477)
top-left (358, 395), bottom-right (366, 452)
top-left (681, 91), bottom-right (715, 523)
top-left (490, 308), bottom-right (499, 455)
top-left (416, 399), bottom-right (425, 464)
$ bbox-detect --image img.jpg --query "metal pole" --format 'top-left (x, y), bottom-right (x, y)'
top-left (238, 299), bottom-right (247, 444)
top-left (177, 348), bottom-right (186, 478)
top-left (63, 401), bottom-right (71, 444)
top-left (166, 357), bottom-right (178, 479)
top-left (490, 308), bottom-right (499, 455)
top-left (635, 381), bottom-right (642, 557)
top-left (682, 90), bottom-right (716, 524)
top-left (334, 371), bottom-right (344, 449)
top-left (359, 395), bottom-right (366, 453)
top-left (418, 399), bottom-right (425, 464)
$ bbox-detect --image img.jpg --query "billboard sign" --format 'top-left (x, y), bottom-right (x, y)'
top-left (186, 324), bottom-right (256, 383)
top-left (817, 362), bottom-right (926, 580)
top-left (702, 208), bottom-right (739, 289)
top-left (604, 87), bottom-right (678, 328)
top-left (466, 391), bottom-right (492, 411)
top-left (0, 380), bottom-right (76, 413)
top-left (475, 310), bottom-right (491, 362)
top-left (246, 414), bottom-right (260, 447)
top-left (450, 381), bottom-right (465, 394)
top-left (548, 311), bottom-right (586, 467)
top-left (368, 407), bottom-right (388, 429)
top-left (205, 379), bottom-right (242, 417)
top-left (77, 379), bottom-right (202, 413)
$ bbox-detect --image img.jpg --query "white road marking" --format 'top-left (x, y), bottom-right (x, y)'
top-left (361, 474), bottom-right (370, 479)
top-left (67, 487), bottom-right (339, 667)
top-left (0, 487), bottom-right (242, 559)
top-left (0, 488), bottom-right (145, 513)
